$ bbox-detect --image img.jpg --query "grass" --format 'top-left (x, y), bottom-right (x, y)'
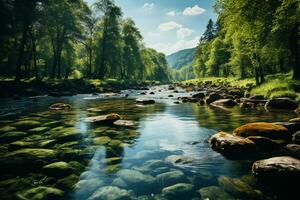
top-left (183, 72), bottom-right (300, 101)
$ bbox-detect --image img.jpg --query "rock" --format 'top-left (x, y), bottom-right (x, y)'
top-left (136, 98), bottom-right (155, 105)
top-left (28, 127), bottom-right (50, 134)
top-left (192, 92), bottom-right (205, 99)
top-left (87, 107), bottom-right (102, 112)
top-left (117, 169), bottom-right (156, 192)
top-left (84, 113), bottom-right (121, 124)
top-left (113, 120), bottom-right (136, 127)
top-left (205, 93), bottom-right (224, 104)
top-left (252, 156), bottom-right (300, 187)
top-left (295, 107), bottom-right (300, 115)
top-left (52, 127), bottom-right (82, 142)
top-left (149, 92), bottom-right (155, 95)
top-left (289, 117), bottom-right (300, 123)
top-left (249, 95), bottom-right (265, 100)
top-left (0, 126), bottom-right (16, 133)
top-left (233, 122), bottom-right (289, 140)
top-left (75, 179), bottom-right (105, 198)
top-left (265, 98), bottom-right (298, 110)
top-left (210, 99), bottom-right (237, 107)
top-left (168, 85), bottom-right (175, 90)
top-left (218, 176), bottom-right (261, 199)
top-left (273, 122), bottom-right (300, 135)
top-left (49, 103), bottom-right (71, 110)
top-left (162, 183), bottom-right (194, 199)
top-left (168, 94), bottom-right (174, 97)
top-left (104, 157), bottom-right (121, 165)
top-left (209, 132), bottom-right (256, 159)
top-left (94, 136), bottom-right (111, 145)
top-left (55, 174), bottom-right (79, 191)
top-left (165, 155), bottom-right (194, 165)
top-left (16, 186), bottom-right (64, 200)
top-left (247, 136), bottom-right (282, 152)
top-left (292, 131), bottom-right (300, 144)
top-left (198, 186), bottom-right (234, 200)
top-left (105, 164), bottom-right (121, 173)
top-left (285, 144), bottom-right (300, 159)
top-left (88, 186), bottom-right (133, 200)
top-left (42, 161), bottom-right (73, 178)
top-left (13, 120), bottom-right (41, 131)
top-left (156, 170), bottom-right (186, 187)
top-left (173, 101), bottom-right (180, 104)
top-left (0, 131), bottom-right (27, 142)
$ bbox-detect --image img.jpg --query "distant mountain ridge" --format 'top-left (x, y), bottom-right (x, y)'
top-left (166, 48), bottom-right (196, 70)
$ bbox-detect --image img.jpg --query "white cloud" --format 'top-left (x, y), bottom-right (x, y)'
top-left (148, 36), bottom-right (200, 55)
top-left (142, 3), bottom-right (154, 11)
top-left (176, 27), bottom-right (194, 39)
top-left (166, 11), bottom-right (176, 17)
top-left (183, 5), bottom-right (206, 16)
top-left (158, 21), bottom-right (182, 32)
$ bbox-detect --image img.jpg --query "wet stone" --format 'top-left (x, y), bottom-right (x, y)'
top-left (16, 186), bottom-right (64, 200)
top-left (42, 161), bottom-right (73, 178)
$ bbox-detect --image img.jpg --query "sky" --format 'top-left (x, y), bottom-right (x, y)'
top-left (86, 0), bottom-right (217, 55)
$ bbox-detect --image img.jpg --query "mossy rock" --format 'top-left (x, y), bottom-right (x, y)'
top-left (52, 127), bottom-right (82, 142)
top-left (49, 103), bottom-right (71, 110)
top-left (162, 183), bottom-right (194, 199)
top-left (84, 113), bottom-right (121, 124)
top-left (43, 161), bottom-right (73, 178)
top-left (69, 161), bottom-right (85, 174)
top-left (9, 140), bottom-right (33, 149)
top-left (233, 122), bottom-right (289, 140)
top-left (55, 174), bottom-right (79, 191)
top-left (105, 164), bottom-right (121, 173)
top-left (43, 121), bottom-right (62, 127)
top-left (199, 186), bottom-right (234, 200)
top-left (16, 186), bottom-right (64, 200)
top-left (13, 120), bottom-right (41, 131)
top-left (0, 126), bottom-right (16, 133)
top-left (104, 157), bottom-right (122, 165)
top-left (28, 127), bottom-right (50, 134)
top-left (0, 131), bottom-right (27, 142)
top-left (94, 136), bottom-right (111, 145)
top-left (108, 139), bottom-right (123, 147)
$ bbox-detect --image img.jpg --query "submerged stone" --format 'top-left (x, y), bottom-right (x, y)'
top-left (199, 186), bottom-right (234, 200)
top-left (94, 136), bottom-right (111, 145)
top-left (87, 107), bottom-right (102, 112)
top-left (55, 174), bottom-right (79, 191)
top-left (28, 127), bottom-right (50, 134)
top-left (13, 120), bottom-right (41, 131)
top-left (0, 126), bottom-right (16, 133)
top-left (156, 170), bottom-right (186, 187)
top-left (49, 103), bottom-right (71, 110)
top-left (105, 164), bottom-right (121, 173)
top-left (136, 98), bottom-right (155, 105)
top-left (16, 186), bottom-right (64, 200)
top-left (165, 155), bottom-right (195, 165)
top-left (162, 183), bottom-right (194, 199)
top-left (113, 120), bottom-right (136, 127)
top-left (0, 131), bottom-right (27, 142)
top-left (233, 122), bottom-right (289, 140)
top-left (85, 113), bottom-right (121, 124)
top-left (42, 161), bottom-right (73, 178)
top-left (88, 186), bottom-right (133, 200)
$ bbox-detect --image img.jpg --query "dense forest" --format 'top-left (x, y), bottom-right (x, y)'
top-left (193, 0), bottom-right (299, 85)
top-left (0, 0), bottom-right (171, 82)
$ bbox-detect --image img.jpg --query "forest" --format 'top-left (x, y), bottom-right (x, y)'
top-left (0, 0), bottom-right (171, 83)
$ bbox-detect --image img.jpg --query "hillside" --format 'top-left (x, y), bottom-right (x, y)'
top-left (166, 48), bottom-right (196, 70)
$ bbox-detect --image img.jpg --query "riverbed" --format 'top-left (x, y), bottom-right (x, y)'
top-left (0, 86), bottom-right (296, 200)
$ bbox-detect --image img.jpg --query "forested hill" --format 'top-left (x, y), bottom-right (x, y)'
top-left (166, 48), bottom-right (196, 70)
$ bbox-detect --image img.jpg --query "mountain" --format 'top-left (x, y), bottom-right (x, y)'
top-left (166, 48), bottom-right (196, 70)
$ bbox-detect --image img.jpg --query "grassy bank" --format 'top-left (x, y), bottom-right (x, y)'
top-left (183, 73), bottom-right (300, 101)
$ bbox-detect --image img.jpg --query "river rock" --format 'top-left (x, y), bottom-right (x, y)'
top-left (209, 132), bottom-right (256, 159)
top-left (84, 113), bottom-right (121, 124)
top-left (136, 98), bottom-right (155, 105)
top-left (117, 169), bottom-right (156, 192)
top-left (199, 186), bottom-right (234, 200)
top-left (192, 92), bottom-right (205, 99)
top-left (265, 98), bottom-right (298, 110)
top-left (49, 103), bottom-right (71, 110)
top-left (16, 186), bottom-right (64, 200)
top-left (165, 155), bottom-right (195, 165)
top-left (210, 99), bottom-right (237, 107)
top-left (113, 120), bottom-right (136, 127)
top-left (0, 126), bottom-right (16, 133)
top-left (156, 170), bottom-right (186, 187)
top-left (88, 186), bottom-right (133, 200)
top-left (94, 136), bottom-right (111, 145)
top-left (252, 156), bottom-right (300, 186)
top-left (52, 127), bottom-right (82, 142)
top-left (75, 179), bottom-right (105, 198)
top-left (0, 131), bottom-right (27, 142)
top-left (55, 174), bottom-right (79, 191)
top-left (285, 144), bottom-right (300, 159)
top-left (246, 136), bottom-right (282, 152)
top-left (233, 122), bottom-right (289, 140)
top-left (273, 122), bottom-right (300, 135)
top-left (42, 161), bottom-right (73, 178)
top-left (205, 93), bottom-right (224, 104)
top-left (292, 131), bottom-right (300, 144)
top-left (295, 107), bottom-right (300, 115)
top-left (289, 117), bottom-right (300, 123)
top-left (162, 183), bottom-right (194, 199)
top-left (13, 120), bottom-right (41, 131)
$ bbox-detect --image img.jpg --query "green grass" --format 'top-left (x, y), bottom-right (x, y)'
top-left (183, 77), bottom-right (255, 87)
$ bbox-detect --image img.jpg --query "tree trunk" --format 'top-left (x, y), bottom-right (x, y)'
top-left (15, 21), bottom-right (29, 82)
top-left (30, 28), bottom-right (39, 80)
top-left (50, 35), bottom-right (57, 78)
top-left (99, 18), bottom-right (108, 79)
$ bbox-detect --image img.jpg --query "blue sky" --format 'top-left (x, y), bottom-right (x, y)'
top-left (86, 0), bottom-right (217, 55)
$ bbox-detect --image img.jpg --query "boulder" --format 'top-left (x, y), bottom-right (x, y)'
top-left (113, 120), bottom-right (136, 127)
top-left (156, 170), bottom-right (186, 187)
top-left (49, 103), bottom-right (71, 110)
top-left (285, 144), bottom-right (300, 159)
top-left (42, 161), bottom-right (73, 178)
top-left (199, 186), bottom-right (233, 200)
top-left (252, 156), bottom-right (300, 186)
top-left (211, 99), bottom-right (237, 107)
top-left (162, 183), bottom-right (194, 199)
top-left (16, 186), bottom-right (64, 200)
top-left (265, 98), bottom-right (298, 110)
top-left (88, 186), bottom-right (133, 200)
top-left (247, 136), bottom-right (282, 152)
top-left (295, 107), bottom-right (300, 115)
top-left (136, 98), bottom-right (155, 105)
top-left (13, 120), bottom-right (41, 131)
top-left (289, 117), bottom-right (300, 123)
top-left (94, 136), bottom-right (111, 145)
top-left (249, 95), bottom-right (265, 100)
top-left (292, 131), bottom-right (300, 144)
top-left (205, 93), bottom-right (224, 104)
top-left (87, 107), bottom-right (102, 112)
top-left (273, 122), bottom-right (300, 135)
top-left (192, 92), bottom-right (205, 99)
top-left (233, 122), bottom-right (289, 140)
top-left (0, 131), bottom-right (27, 142)
top-left (55, 174), bottom-right (79, 191)
top-left (209, 132), bottom-right (256, 159)
top-left (0, 126), bottom-right (16, 133)
top-left (84, 113), bottom-right (121, 124)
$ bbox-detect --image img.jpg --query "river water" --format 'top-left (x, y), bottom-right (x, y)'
top-left (0, 86), bottom-right (296, 199)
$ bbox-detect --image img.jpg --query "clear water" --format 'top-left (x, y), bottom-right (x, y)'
top-left (0, 87), bottom-right (296, 200)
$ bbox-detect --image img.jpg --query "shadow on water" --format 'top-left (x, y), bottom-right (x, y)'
top-left (0, 91), bottom-right (297, 199)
